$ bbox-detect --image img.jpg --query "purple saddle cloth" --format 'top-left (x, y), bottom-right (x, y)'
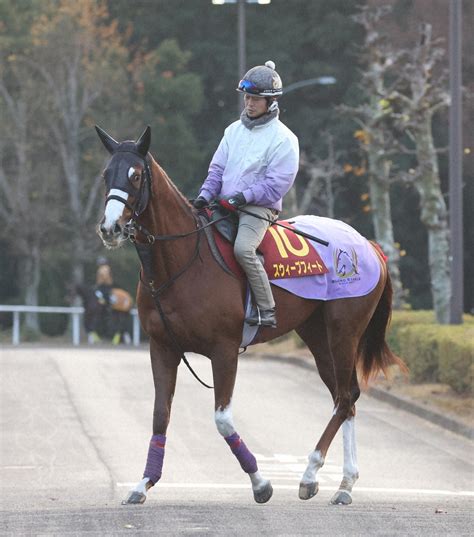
top-left (269, 215), bottom-right (381, 301)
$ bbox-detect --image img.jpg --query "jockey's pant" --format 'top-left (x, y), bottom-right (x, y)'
top-left (233, 205), bottom-right (277, 310)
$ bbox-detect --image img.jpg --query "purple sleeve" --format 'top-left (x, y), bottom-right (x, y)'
top-left (241, 137), bottom-right (299, 207)
top-left (199, 136), bottom-right (228, 202)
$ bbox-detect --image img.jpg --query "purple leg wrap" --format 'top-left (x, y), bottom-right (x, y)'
top-left (143, 434), bottom-right (166, 484)
top-left (225, 432), bottom-right (258, 474)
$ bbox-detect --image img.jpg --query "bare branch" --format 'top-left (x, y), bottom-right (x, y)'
top-left (0, 81), bottom-right (19, 122)
top-left (387, 90), bottom-right (413, 109)
top-left (392, 168), bottom-right (421, 184)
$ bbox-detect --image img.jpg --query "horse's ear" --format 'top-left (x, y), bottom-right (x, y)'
top-left (95, 125), bottom-right (119, 154)
top-left (136, 126), bottom-right (151, 157)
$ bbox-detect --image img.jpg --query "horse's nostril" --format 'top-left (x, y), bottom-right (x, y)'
top-left (113, 223), bottom-right (122, 234)
top-left (100, 224), bottom-right (107, 234)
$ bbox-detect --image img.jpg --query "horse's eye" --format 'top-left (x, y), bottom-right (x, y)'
top-left (128, 167), bottom-right (141, 184)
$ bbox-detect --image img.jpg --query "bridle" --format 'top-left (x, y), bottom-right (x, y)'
top-left (104, 149), bottom-right (152, 225)
top-left (105, 150), bottom-right (226, 245)
top-left (103, 150), bottom-right (228, 389)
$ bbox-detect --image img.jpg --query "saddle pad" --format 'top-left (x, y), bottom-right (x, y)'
top-left (270, 215), bottom-right (381, 300)
top-left (212, 215), bottom-right (381, 301)
top-left (211, 220), bottom-right (328, 280)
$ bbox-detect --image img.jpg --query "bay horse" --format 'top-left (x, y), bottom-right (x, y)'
top-left (96, 126), bottom-right (406, 506)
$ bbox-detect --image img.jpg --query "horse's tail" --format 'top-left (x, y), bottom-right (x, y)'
top-left (357, 270), bottom-right (408, 384)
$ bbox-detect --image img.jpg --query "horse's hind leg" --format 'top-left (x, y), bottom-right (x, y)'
top-left (123, 339), bottom-right (179, 504)
top-left (211, 347), bottom-right (273, 504)
top-left (296, 306), bottom-right (361, 504)
top-left (331, 401), bottom-right (359, 505)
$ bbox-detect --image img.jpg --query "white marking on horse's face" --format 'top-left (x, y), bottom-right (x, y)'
top-left (103, 188), bottom-right (129, 231)
top-left (215, 403), bottom-right (235, 437)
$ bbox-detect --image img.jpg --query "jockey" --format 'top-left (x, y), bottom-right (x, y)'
top-left (193, 61), bottom-right (299, 328)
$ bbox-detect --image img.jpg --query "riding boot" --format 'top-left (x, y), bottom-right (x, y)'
top-left (246, 307), bottom-right (277, 328)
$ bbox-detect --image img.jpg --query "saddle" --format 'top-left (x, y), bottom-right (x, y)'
top-left (199, 207), bottom-right (328, 281)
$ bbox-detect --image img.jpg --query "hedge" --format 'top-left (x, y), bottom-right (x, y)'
top-left (292, 310), bottom-right (473, 395)
top-left (387, 311), bottom-right (474, 394)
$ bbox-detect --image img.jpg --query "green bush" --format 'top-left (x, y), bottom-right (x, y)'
top-left (438, 329), bottom-right (474, 395)
top-left (397, 324), bottom-right (441, 382)
top-left (387, 312), bottom-right (474, 394)
top-left (386, 310), bottom-right (436, 356)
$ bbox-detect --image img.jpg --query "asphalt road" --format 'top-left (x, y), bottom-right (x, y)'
top-left (1, 347), bottom-right (473, 536)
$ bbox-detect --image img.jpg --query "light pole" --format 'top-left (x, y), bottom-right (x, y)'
top-left (449, 0), bottom-right (463, 323)
top-left (212, 0), bottom-right (271, 114)
top-left (282, 77), bottom-right (337, 96)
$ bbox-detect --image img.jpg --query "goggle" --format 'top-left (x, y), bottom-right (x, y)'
top-left (238, 79), bottom-right (261, 95)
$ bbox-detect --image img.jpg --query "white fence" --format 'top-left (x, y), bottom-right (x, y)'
top-left (0, 305), bottom-right (141, 346)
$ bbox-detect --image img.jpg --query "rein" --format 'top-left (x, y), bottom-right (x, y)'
top-left (134, 228), bottom-right (214, 390)
top-left (124, 213), bottom-right (229, 244)
top-left (106, 157), bottom-right (220, 389)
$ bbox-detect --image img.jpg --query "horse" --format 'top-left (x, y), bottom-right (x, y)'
top-left (95, 125), bottom-right (406, 506)
top-left (74, 284), bottom-right (132, 344)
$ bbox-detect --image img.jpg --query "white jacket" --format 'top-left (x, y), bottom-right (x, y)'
top-left (199, 117), bottom-right (299, 211)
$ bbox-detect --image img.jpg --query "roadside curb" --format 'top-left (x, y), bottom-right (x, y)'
top-left (246, 351), bottom-right (474, 440)
top-left (366, 385), bottom-right (473, 440)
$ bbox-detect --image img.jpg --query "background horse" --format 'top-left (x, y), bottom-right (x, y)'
top-left (96, 126), bottom-right (406, 506)
top-left (74, 284), bottom-right (132, 344)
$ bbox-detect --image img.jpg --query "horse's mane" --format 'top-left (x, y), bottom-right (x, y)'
top-left (149, 154), bottom-right (193, 211)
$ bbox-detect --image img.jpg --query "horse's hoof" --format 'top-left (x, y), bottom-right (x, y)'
top-left (330, 490), bottom-right (352, 505)
top-left (253, 480), bottom-right (273, 504)
top-left (299, 481), bottom-right (318, 500)
top-left (122, 490), bottom-right (147, 505)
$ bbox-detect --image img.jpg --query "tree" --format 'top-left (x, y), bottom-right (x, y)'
top-left (388, 23), bottom-right (451, 323)
top-left (107, 0), bottom-right (366, 191)
top-left (344, 6), bottom-right (454, 321)
top-left (342, 6), bottom-right (406, 308)
top-left (0, 1), bottom-right (61, 331)
top-left (132, 38), bottom-right (204, 190)
top-left (287, 136), bottom-right (345, 218)
top-left (24, 0), bottom-right (131, 287)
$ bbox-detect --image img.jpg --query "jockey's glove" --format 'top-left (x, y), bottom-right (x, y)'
top-left (193, 196), bottom-right (208, 209)
top-left (219, 192), bottom-right (246, 212)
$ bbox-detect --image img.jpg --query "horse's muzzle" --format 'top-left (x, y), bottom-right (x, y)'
top-left (97, 221), bottom-right (124, 248)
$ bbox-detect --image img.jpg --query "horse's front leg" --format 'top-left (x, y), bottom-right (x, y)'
top-left (123, 338), bottom-right (179, 505)
top-left (212, 350), bottom-right (273, 504)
